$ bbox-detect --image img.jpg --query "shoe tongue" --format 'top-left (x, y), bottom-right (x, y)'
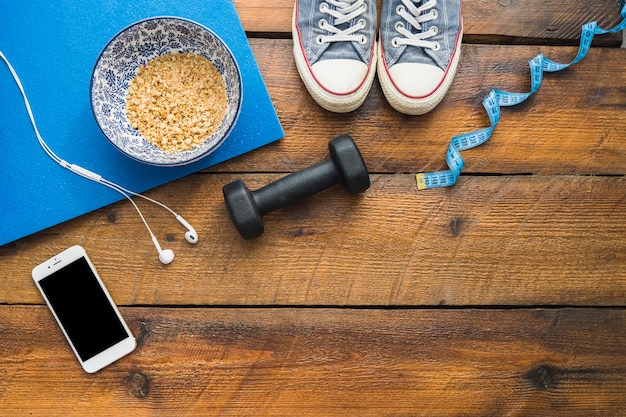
top-left (318, 39), bottom-right (363, 62)
top-left (395, 43), bottom-right (443, 69)
top-left (393, 21), bottom-right (451, 71)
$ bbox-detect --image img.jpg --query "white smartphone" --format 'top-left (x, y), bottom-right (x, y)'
top-left (32, 245), bottom-right (136, 373)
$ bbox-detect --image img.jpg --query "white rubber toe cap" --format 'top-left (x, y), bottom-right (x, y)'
top-left (311, 59), bottom-right (368, 94)
top-left (388, 63), bottom-right (444, 97)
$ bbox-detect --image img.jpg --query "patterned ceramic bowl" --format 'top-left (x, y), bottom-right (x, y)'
top-left (90, 17), bottom-right (242, 166)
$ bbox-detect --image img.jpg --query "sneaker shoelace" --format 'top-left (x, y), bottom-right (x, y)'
top-left (317, 0), bottom-right (368, 45)
top-left (393, 0), bottom-right (440, 51)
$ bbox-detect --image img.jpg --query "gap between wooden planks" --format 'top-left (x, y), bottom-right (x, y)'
top-left (234, 0), bottom-right (624, 45)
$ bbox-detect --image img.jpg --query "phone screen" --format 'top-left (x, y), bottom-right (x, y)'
top-left (38, 257), bottom-right (129, 361)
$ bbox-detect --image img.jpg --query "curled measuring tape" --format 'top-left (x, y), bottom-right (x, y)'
top-left (417, 2), bottom-right (626, 190)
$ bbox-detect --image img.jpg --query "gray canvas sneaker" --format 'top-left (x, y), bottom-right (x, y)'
top-left (293, 0), bottom-right (377, 112)
top-left (378, 0), bottom-right (463, 115)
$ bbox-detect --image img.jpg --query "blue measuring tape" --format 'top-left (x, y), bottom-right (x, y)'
top-left (417, 2), bottom-right (626, 190)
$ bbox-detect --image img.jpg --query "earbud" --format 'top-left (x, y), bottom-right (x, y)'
top-left (1, 50), bottom-right (196, 265)
top-left (159, 249), bottom-right (175, 265)
top-left (151, 234), bottom-right (174, 265)
top-left (176, 215), bottom-right (198, 244)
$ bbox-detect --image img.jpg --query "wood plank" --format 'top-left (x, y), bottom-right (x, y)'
top-left (2, 174), bottom-right (624, 306)
top-left (1, 306), bottom-right (625, 416)
top-left (465, 0), bottom-right (623, 45)
top-left (213, 41), bottom-right (626, 175)
top-left (3, 3), bottom-right (625, 415)
top-left (234, 0), bottom-right (624, 45)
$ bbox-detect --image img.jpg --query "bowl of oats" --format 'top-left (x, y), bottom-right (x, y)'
top-left (90, 17), bottom-right (242, 166)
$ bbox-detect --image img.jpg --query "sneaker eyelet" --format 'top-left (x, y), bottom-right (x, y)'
top-left (392, 37), bottom-right (401, 48)
top-left (319, 19), bottom-right (328, 29)
top-left (431, 10), bottom-right (438, 19)
top-left (395, 21), bottom-right (404, 31)
top-left (432, 42), bottom-right (441, 51)
top-left (358, 18), bottom-right (367, 29)
top-left (316, 35), bottom-right (325, 45)
top-left (319, 2), bottom-right (329, 13)
top-left (431, 25), bottom-right (439, 35)
top-left (396, 5), bottom-right (405, 14)
top-left (359, 35), bottom-right (367, 45)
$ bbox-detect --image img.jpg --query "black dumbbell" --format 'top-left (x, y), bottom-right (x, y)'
top-left (223, 134), bottom-right (370, 239)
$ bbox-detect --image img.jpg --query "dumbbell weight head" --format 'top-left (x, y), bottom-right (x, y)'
top-left (222, 179), bottom-right (265, 239)
top-left (329, 134), bottom-right (371, 194)
top-left (223, 134), bottom-right (370, 239)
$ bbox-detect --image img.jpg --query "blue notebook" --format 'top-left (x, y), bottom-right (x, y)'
top-left (0, 1), bottom-right (284, 246)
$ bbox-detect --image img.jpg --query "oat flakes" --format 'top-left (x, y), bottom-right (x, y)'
top-left (125, 52), bottom-right (228, 154)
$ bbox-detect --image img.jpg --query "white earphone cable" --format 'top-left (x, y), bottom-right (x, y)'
top-left (0, 50), bottom-right (189, 256)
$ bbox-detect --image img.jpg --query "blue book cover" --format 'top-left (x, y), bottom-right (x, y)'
top-left (0, 1), bottom-right (284, 246)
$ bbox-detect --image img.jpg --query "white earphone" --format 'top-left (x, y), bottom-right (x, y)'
top-left (176, 214), bottom-right (198, 244)
top-left (151, 234), bottom-right (175, 265)
top-left (1, 51), bottom-right (197, 264)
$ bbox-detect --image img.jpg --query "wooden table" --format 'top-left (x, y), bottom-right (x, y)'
top-left (2, 1), bottom-right (626, 415)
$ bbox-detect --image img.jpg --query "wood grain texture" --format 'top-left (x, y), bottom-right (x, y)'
top-left (1, 306), bottom-right (625, 416)
top-left (2, 1), bottom-right (626, 415)
top-left (234, 0), bottom-right (624, 45)
top-left (463, 0), bottom-right (624, 44)
top-left (2, 174), bottom-right (624, 307)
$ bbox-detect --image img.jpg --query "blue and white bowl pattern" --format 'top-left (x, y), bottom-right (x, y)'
top-left (91, 17), bottom-right (242, 166)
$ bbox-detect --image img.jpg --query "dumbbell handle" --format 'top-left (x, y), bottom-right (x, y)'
top-left (253, 159), bottom-right (338, 215)
top-left (223, 134), bottom-right (369, 239)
